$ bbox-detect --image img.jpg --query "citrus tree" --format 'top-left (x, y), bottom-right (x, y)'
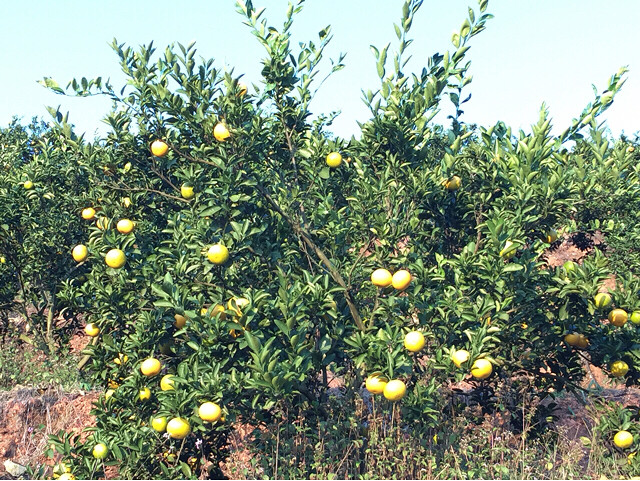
top-left (0, 117), bottom-right (89, 351)
top-left (35, 0), bottom-right (640, 479)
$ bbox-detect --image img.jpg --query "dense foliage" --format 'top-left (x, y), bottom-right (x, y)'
top-left (1, 0), bottom-right (640, 479)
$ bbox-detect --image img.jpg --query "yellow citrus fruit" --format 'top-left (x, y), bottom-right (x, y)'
top-left (24, 180), bottom-right (34, 190)
top-left (92, 443), bottom-right (108, 459)
top-left (72, 244), bottom-right (88, 262)
top-left (0, 256), bottom-right (5, 264)
top-left (615, 430), bottom-right (634, 449)
top-left (631, 311), bottom-right (640, 325)
top-left (609, 308), bottom-right (628, 327)
top-left (160, 374), bottom-right (175, 391)
top-left (116, 219), bottom-right (135, 234)
top-left (140, 358), bottom-right (162, 376)
top-left (404, 331), bottom-right (425, 352)
top-left (326, 152), bottom-right (342, 168)
top-left (104, 389), bottom-right (115, 400)
top-left (499, 240), bottom-right (516, 259)
top-left (391, 270), bottom-right (411, 290)
top-left (81, 207), bottom-right (96, 220)
top-left (383, 379), bottom-right (407, 401)
top-left (214, 123), bottom-right (230, 142)
top-left (138, 387), bottom-right (151, 401)
top-left (371, 268), bottom-right (392, 288)
top-left (151, 416), bottom-right (168, 432)
top-left (58, 473), bottom-right (75, 480)
top-left (594, 292), bottom-right (612, 309)
top-left (544, 228), bottom-right (558, 243)
top-left (227, 298), bottom-right (249, 317)
top-left (105, 249), bottom-right (126, 268)
top-left (576, 334), bottom-right (589, 349)
top-left (150, 139), bottom-right (169, 157)
top-left (123, 197), bottom-right (132, 208)
top-left (564, 333), bottom-right (580, 347)
top-left (611, 360), bottom-right (629, 378)
top-left (167, 418), bottom-right (191, 439)
top-left (365, 375), bottom-right (388, 395)
top-left (174, 314), bottom-right (187, 328)
top-left (207, 244), bottom-right (229, 264)
top-left (471, 359), bottom-right (493, 380)
top-left (181, 184), bottom-right (195, 199)
top-left (628, 146), bottom-right (636, 154)
top-left (84, 323), bottom-right (100, 337)
top-left (198, 402), bottom-right (222, 422)
top-left (451, 349), bottom-right (470, 368)
top-left (444, 175), bottom-right (461, 191)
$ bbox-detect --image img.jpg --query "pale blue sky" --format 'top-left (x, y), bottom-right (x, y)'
top-left (1, 1), bottom-right (638, 140)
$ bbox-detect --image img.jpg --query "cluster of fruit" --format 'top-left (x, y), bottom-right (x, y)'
top-left (364, 267), bottom-right (494, 402)
top-left (564, 287), bottom-right (639, 378)
top-left (71, 206), bottom-right (131, 277)
top-left (99, 357), bottom-right (226, 442)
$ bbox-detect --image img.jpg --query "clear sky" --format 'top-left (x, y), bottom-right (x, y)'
top-left (1, 1), bottom-right (639, 140)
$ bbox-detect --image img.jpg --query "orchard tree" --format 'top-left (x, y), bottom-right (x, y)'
top-left (33, 0), bottom-right (640, 479)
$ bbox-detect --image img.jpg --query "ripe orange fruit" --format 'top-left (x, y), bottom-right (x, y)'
top-left (92, 443), bottom-right (108, 459)
top-left (594, 292), bottom-right (612, 309)
top-left (167, 418), bottom-right (191, 439)
top-left (471, 359), bottom-right (493, 380)
top-left (614, 430), bottom-right (634, 449)
top-left (326, 152), bottom-right (342, 168)
top-left (150, 139), bottom-right (169, 157)
top-left (383, 379), bottom-right (406, 401)
top-left (365, 375), bottom-right (388, 394)
top-left (138, 387), bottom-right (151, 401)
top-left (609, 308), bottom-right (628, 327)
top-left (84, 323), bottom-right (100, 337)
top-left (151, 416), bottom-right (168, 432)
top-left (116, 219), bottom-right (135, 234)
top-left (371, 268), bottom-right (392, 288)
top-left (391, 270), bottom-right (411, 290)
top-left (105, 249), bottom-right (126, 268)
top-left (72, 245), bottom-right (88, 262)
top-left (444, 175), bottom-right (461, 191)
top-left (404, 331), bottom-right (425, 352)
top-left (81, 207), bottom-right (96, 220)
top-left (564, 333), bottom-right (580, 347)
top-left (213, 123), bottom-right (230, 142)
top-left (198, 402), bottom-right (222, 422)
top-left (576, 334), bottom-right (589, 349)
top-left (181, 184), bottom-right (194, 199)
top-left (174, 314), bottom-right (187, 328)
top-left (451, 349), bottom-right (470, 367)
top-left (160, 374), bottom-right (175, 391)
top-left (207, 244), bottom-right (229, 264)
top-left (611, 360), bottom-right (629, 378)
top-left (140, 358), bottom-right (162, 376)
